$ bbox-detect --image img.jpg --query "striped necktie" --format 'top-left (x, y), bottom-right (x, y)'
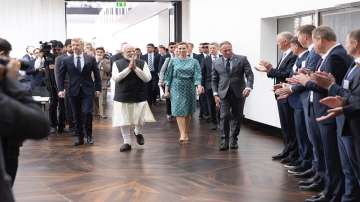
top-left (148, 54), bottom-right (154, 72)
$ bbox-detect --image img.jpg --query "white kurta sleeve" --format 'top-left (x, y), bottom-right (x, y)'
top-left (133, 63), bottom-right (152, 83)
top-left (112, 62), bottom-right (131, 82)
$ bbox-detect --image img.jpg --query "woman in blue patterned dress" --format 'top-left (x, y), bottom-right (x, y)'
top-left (164, 42), bottom-right (204, 143)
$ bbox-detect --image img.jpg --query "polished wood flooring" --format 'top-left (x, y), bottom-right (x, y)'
top-left (14, 102), bottom-right (313, 202)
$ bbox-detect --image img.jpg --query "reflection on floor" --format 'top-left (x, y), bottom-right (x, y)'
top-left (14, 103), bottom-right (312, 202)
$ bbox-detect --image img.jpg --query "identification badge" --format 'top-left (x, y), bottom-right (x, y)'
top-left (310, 91), bottom-right (314, 102)
top-left (343, 80), bottom-right (350, 90)
top-left (301, 61), bottom-right (306, 68)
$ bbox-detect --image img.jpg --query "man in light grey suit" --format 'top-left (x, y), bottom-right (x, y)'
top-left (212, 41), bottom-right (254, 151)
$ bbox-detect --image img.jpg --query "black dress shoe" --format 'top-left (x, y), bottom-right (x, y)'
top-left (57, 127), bottom-right (64, 134)
top-left (272, 153), bottom-right (287, 160)
top-left (133, 132), bottom-right (144, 145)
top-left (219, 141), bottom-right (229, 151)
top-left (120, 144), bottom-right (132, 152)
top-left (288, 166), bottom-right (309, 174)
top-left (279, 157), bottom-right (292, 164)
top-left (210, 123), bottom-right (218, 130)
top-left (50, 127), bottom-right (57, 134)
top-left (298, 175), bottom-right (321, 186)
top-left (74, 139), bottom-right (84, 146)
top-left (284, 161), bottom-right (301, 168)
top-left (86, 137), bottom-right (94, 144)
top-left (293, 168), bottom-right (315, 178)
top-left (305, 195), bottom-right (328, 202)
top-left (299, 181), bottom-right (324, 192)
top-left (230, 142), bottom-right (238, 150)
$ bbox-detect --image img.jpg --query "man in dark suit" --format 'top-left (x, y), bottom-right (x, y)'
top-left (275, 36), bottom-right (313, 176)
top-left (277, 26), bottom-right (325, 190)
top-left (58, 38), bottom-right (101, 146)
top-left (311, 29), bottom-right (360, 201)
top-left (283, 25), bottom-right (325, 189)
top-left (257, 32), bottom-right (298, 163)
top-left (141, 43), bottom-right (161, 106)
top-left (196, 42), bottom-right (210, 120)
top-left (294, 26), bottom-right (353, 202)
top-left (21, 46), bottom-right (34, 62)
top-left (212, 41), bottom-right (254, 151)
top-left (202, 42), bottom-right (221, 130)
top-left (54, 39), bottom-right (75, 133)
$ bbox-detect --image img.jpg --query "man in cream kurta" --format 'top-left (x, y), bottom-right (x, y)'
top-left (112, 45), bottom-right (155, 152)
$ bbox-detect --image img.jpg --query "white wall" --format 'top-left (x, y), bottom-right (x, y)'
top-left (158, 9), bottom-right (170, 46)
top-left (185, 0), bottom-right (358, 127)
top-left (112, 15), bottom-right (160, 53)
top-left (0, 0), bottom-right (66, 57)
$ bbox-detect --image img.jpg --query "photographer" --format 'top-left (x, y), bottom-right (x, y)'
top-left (41, 40), bottom-right (66, 133)
top-left (0, 38), bottom-right (50, 200)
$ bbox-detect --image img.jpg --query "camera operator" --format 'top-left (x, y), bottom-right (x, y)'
top-left (0, 38), bottom-right (50, 200)
top-left (41, 40), bottom-right (66, 133)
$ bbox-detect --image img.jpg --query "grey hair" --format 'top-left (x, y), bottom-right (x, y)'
top-left (219, 41), bottom-right (232, 48)
top-left (277, 32), bottom-right (294, 42)
top-left (312, 26), bottom-right (337, 42)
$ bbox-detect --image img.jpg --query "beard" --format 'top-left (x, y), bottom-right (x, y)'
top-left (123, 53), bottom-right (133, 60)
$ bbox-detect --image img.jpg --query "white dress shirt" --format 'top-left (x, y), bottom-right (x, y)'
top-left (73, 53), bottom-right (85, 71)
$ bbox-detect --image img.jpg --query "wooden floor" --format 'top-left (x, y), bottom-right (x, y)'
top-left (13, 102), bottom-right (313, 202)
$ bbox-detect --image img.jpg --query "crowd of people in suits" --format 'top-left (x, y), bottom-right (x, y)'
top-left (3, 22), bottom-right (360, 202)
top-left (256, 24), bottom-right (360, 202)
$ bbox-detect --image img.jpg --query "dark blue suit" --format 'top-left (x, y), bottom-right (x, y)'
top-left (267, 51), bottom-right (298, 157)
top-left (288, 51), bottom-right (313, 169)
top-left (305, 44), bottom-right (352, 200)
top-left (141, 53), bottom-right (160, 105)
top-left (292, 48), bottom-right (325, 179)
top-left (58, 54), bottom-right (101, 141)
top-left (328, 64), bottom-right (360, 200)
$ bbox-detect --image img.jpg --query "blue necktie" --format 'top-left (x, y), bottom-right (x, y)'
top-left (76, 56), bottom-right (81, 71)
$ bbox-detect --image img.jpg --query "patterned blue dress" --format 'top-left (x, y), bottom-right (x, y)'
top-left (164, 57), bottom-right (202, 116)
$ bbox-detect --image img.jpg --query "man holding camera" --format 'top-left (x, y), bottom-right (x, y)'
top-left (58, 38), bottom-right (101, 146)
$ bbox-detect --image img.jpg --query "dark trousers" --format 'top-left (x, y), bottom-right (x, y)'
top-left (219, 89), bottom-right (245, 142)
top-left (318, 121), bottom-right (343, 201)
top-left (338, 135), bottom-right (360, 202)
top-left (307, 103), bottom-right (325, 176)
top-left (205, 88), bottom-right (217, 124)
top-left (147, 72), bottom-right (159, 105)
top-left (293, 108), bottom-right (312, 168)
top-left (353, 134), bottom-right (360, 185)
top-left (65, 91), bottom-right (75, 128)
top-left (276, 100), bottom-right (297, 156)
top-left (1, 138), bottom-right (20, 187)
top-left (166, 98), bottom-right (171, 116)
top-left (49, 88), bottom-right (65, 129)
top-left (199, 93), bottom-right (209, 117)
top-left (69, 92), bottom-right (93, 141)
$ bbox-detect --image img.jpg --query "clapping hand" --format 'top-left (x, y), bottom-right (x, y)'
top-left (316, 107), bottom-right (343, 122)
top-left (275, 83), bottom-right (292, 100)
top-left (255, 60), bottom-right (272, 73)
top-left (316, 96), bottom-right (345, 122)
top-left (319, 96), bottom-right (344, 108)
top-left (311, 72), bottom-right (335, 90)
top-left (292, 72), bottom-right (311, 86)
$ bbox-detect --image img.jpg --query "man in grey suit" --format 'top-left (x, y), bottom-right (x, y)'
top-left (212, 41), bottom-right (254, 151)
